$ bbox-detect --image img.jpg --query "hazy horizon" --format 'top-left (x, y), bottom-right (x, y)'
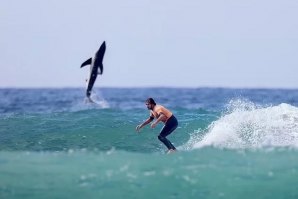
top-left (1, 0), bottom-right (297, 88)
top-left (2, 86), bottom-right (298, 90)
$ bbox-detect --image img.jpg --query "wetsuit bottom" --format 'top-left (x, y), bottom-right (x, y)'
top-left (158, 115), bottom-right (178, 150)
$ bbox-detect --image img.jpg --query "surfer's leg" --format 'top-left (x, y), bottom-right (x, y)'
top-left (158, 116), bottom-right (178, 150)
top-left (158, 134), bottom-right (176, 150)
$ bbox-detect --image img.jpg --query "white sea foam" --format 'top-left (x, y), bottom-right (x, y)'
top-left (193, 100), bottom-right (298, 149)
top-left (89, 91), bottom-right (110, 108)
top-left (69, 91), bottom-right (110, 112)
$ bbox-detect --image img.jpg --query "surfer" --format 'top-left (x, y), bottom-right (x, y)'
top-left (136, 98), bottom-right (178, 153)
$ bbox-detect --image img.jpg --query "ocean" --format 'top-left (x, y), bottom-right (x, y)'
top-left (1, 88), bottom-right (298, 199)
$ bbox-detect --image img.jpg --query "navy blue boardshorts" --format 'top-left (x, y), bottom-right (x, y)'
top-left (158, 115), bottom-right (178, 150)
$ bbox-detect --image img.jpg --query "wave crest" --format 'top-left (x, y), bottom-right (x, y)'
top-left (194, 100), bottom-right (298, 149)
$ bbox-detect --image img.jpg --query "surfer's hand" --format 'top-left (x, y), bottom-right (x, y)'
top-left (136, 125), bottom-right (141, 132)
top-left (151, 122), bottom-right (157, 128)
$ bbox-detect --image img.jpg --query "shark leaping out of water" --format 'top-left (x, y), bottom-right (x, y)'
top-left (80, 41), bottom-right (106, 102)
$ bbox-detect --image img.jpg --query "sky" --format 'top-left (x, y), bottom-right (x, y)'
top-left (0, 0), bottom-right (298, 88)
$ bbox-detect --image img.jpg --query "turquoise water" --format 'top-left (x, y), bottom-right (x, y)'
top-left (1, 88), bottom-right (298, 198)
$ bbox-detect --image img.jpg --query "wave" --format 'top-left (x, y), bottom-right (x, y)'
top-left (190, 100), bottom-right (298, 149)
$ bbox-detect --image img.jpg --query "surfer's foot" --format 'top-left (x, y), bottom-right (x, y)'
top-left (166, 149), bottom-right (177, 154)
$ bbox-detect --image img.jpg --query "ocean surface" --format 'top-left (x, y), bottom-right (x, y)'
top-left (1, 87), bottom-right (298, 199)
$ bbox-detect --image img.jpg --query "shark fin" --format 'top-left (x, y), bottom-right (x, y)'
top-left (80, 58), bottom-right (92, 68)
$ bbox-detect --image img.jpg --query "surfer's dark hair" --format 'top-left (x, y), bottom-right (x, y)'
top-left (146, 98), bottom-right (156, 105)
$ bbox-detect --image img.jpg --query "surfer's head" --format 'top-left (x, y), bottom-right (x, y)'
top-left (146, 98), bottom-right (156, 110)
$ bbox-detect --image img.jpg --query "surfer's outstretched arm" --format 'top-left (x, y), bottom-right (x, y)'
top-left (150, 113), bottom-right (166, 128)
top-left (136, 117), bottom-right (154, 132)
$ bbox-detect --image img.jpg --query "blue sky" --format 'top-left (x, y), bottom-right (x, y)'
top-left (1, 0), bottom-right (297, 88)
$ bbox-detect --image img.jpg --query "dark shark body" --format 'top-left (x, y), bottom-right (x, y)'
top-left (81, 41), bottom-right (106, 98)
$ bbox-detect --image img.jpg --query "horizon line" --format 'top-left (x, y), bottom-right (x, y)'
top-left (0, 86), bottom-right (298, 90)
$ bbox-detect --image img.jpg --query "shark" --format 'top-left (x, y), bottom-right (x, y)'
top-left (80, 41), bottom-right (106, 101)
